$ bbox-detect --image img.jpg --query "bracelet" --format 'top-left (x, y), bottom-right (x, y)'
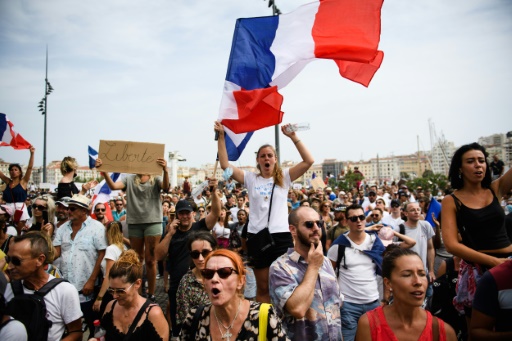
top-left (96, 296), bottom-right (103, 301)
top-left (294, 140), bottom-right (301, 145)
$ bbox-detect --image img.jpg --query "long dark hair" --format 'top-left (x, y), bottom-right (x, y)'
top-left (448, 142), bottom-right (492, 189)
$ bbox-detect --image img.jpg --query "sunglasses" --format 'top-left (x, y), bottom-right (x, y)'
top-left (391, 204), bottom-right (400, 208)
top-left (347, 215), bottom-right (366, 222)
top-left (95, 208), bottom-right (106, 212)
top-left (107, 282), bottom-right (135, 295)
top-left (5, 255), bottom-right (25, 266)
top-left (303, 220), bottom-right (324, 229)
top-left (198, 210), bottom-right (205, 213)
top-left (32, 204), bottom-right (47, 211)
top-left (190, 249), bottom-right (212, 259)
top-left (201, 267), bottom-right (238, 280)
top-left (371, 214), bottom-right (381, 218)
top-left (66, 206), bottom-right (80, 212)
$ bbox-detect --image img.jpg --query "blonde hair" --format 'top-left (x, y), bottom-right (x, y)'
top-left (134, 174), bottom-right (155, 186)
top-left (60, 156), bottom-right (78, 175)
top-left (32, 195), bottom-right (56, 228)
top-left (106, 221), bottom-right (125, 251)
top-left (256, 144), bottom-right (284, 188)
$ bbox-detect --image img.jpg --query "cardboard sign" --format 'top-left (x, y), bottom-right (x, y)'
top-left (98, 140), bottom-right (165, 175)
top-left (310, 177), bottom-right (326, 190)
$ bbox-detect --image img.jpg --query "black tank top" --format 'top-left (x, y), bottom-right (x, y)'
top-left (451, 189), bottom-right (510, 251)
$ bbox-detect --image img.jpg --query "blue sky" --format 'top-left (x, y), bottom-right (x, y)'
top-left (1, 0), bottom-right (511, 169)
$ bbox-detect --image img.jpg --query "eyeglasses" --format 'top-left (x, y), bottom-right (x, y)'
top-left (67, 206), bottom-right (79, 212)
top-left (5, 255), bottom-right (25, 266)
top-left (201, 267), bottom-right (238, 280)
top-left (95, 208), bottom-right (106, 212)
top-left (115, 204), bottom-right (123, 207)
top-left (302, 220), bottom-right (324, 229)
top-left (107, 282), bottom-right (135, 295)
top-left (32, 204), bottom-right (47, 211)
top-left (198, 210), bottom-right (205, 213)
top-left (391, 204), bottom-right (400, 208)
top-left (190, 249), bottom-right (212, 259)
top-left (371, 214), bottom-right (381, 218)
top-left (347, 215), bottom-right (366, 222)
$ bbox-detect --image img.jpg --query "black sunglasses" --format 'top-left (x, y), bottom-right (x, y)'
top-left (32, 204), bottom-right (47, 211)
top-left (190, 249), bottom-right (212, 259)
top-left (371, 214), bottom-right (380, 218)
top-left (67, 206), bottom-right (79, 212)
top-left (347, 215), bottom-right (366, 222)
top-left (303, 220), bottom-right (324, 229)
top-left (5, 255), bottom-right (24, 266)
top-left (391, 204), bottom-right (400, 208)
top-left (201, 267), bottom-right (238, 280)
top-left (95, 208), bottom-right (106, 212)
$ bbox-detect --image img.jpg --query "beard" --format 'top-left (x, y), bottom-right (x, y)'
top-left (297, 228), bottom-right (320, 248)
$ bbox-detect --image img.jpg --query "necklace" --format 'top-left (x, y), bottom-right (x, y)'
top-left (214, 299), bottom-right (242, 341)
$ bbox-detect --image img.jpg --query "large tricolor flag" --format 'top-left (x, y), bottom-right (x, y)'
top-left (0, 113), bottom-right (31, 150)
top-left (218, 0), bottom-right (384, 160)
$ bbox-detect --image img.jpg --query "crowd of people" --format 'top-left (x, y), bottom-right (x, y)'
top-left (0, 131), bottom-right (511, 341)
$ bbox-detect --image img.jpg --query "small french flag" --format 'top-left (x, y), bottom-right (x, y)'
top-left (0, 113), bottom-right (31, 150)
top-left (88, 146), bottom-right (98, 169)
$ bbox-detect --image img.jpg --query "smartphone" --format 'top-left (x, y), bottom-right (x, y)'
top-left (170, 213), bottom-right (176, 220)
top-left (42, 210), bottom-right (49, 225)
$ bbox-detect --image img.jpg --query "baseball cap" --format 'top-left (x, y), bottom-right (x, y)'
top-left (176, 200), bottom-right (193, 213)
top-left (334, 205), bottom-right (347, 212)
top-left (56, 196), bottom-right (71, 207)
top-left (390, 199), bottom-right (401, 207)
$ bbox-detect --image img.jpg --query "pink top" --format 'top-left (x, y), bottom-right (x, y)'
top-left (367, 306), bottom-right (446, 341)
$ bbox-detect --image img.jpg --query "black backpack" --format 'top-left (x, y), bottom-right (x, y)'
top-left (6, 278), bottom-right (66, 341)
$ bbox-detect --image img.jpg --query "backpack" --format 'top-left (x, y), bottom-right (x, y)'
top-left (6, 278), bottom-right (66, 341)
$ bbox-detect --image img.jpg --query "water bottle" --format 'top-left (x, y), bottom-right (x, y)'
top-left (93, 320), bottom-right (106, 341)
top-left (191, 180), bottom-right (209, 198)
top-left (285, 122), bottom-right (310, 133)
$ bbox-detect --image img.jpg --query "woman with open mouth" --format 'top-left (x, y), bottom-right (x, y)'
top-left (356, 246), bottom-right (457, 340)
top-left (179, 249), bottom-right (288, 340)
top-left (441, 143), bottom-right (512, 328)
top-left (214, 121), bottom-right (314, 303)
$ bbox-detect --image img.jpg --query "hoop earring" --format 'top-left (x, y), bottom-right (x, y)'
top-left (458, 172), bottom-right (462, 179)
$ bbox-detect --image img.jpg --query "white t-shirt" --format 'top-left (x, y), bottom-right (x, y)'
top-left (327, 234), bottom-right (380, 304)
top-left (382, 215), bottom-right (404, 231)
top-left (244, 168), bottom-right (291, 234)
top-left (213, 223), bottom-right (231, 239)
top-left (101, 244), bottom-right (125, 276)
top-left (0, 318), bottom-right (27, 341)
top-left (4, 275), bottom-right (83, 341)
top-left (399, 220), bottom-right (434, 272)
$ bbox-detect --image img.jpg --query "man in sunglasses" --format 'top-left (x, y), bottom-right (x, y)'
top-left (269, 206), bottom-right (342, 341)
top-left (53, 194), bottom-right (107, 334)
top-left (4, 232), bottom-right (83, 341)
top-left (326, 204), bottom-right (386, 341)
top-left (93, 203), bottom-right (109, 226)
top-left (155, 178), bottom-right (221, 339)
top-left (381, 199), bottom-right (404, 231)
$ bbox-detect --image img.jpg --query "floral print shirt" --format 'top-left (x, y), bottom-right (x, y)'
top-left (176, 270), bottom-right (210, 325)
top-left (269, 248), bottom-right (343, 341)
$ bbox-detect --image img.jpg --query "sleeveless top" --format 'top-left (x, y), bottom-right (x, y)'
top-left (101, 300), bottom-right (163, 341)
top-left (367, 306), bottom-right (446, 341)
top-left (451, 189), bottom-right (510, 251)
top-left (2, 183), bottom-right (27, 203)
top-left (56, 182), bottom-right (79, 200)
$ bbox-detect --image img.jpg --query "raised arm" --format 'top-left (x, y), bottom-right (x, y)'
top-left (157, 158), bottom-right (170, 191)
top-left (214, 121), bottom-right (244, 183)
top-left (95, 158), bottom-right (125, 190)
top-left (491, 166), bottom-right (512, 199)
top-left (393, 229), bottom-right (416, 249)
top-left (205, 179), bottom-right (221, 229)
top-left (281, 124), bottom-right (314, 182)
top-left (21, 146), bottom-right (36, 187)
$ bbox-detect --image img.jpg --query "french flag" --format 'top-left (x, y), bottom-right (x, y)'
top-left (219, 0), bottom-right (384, 160)
top-left (88, 146), bottom-right (98, 169)
top-left (91, 173), bottom-right (122, 221)
top-left (0, 113), bottom-right (31, 150)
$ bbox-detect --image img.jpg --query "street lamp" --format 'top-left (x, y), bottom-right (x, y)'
top-left (38, 46), bottom-right (53, 183)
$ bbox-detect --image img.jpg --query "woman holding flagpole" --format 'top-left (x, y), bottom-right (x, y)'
top-left (214, 121), bottom-right (314, 303)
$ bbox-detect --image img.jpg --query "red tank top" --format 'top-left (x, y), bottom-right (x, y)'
top-left (367, 306), bottom-right (446, 341)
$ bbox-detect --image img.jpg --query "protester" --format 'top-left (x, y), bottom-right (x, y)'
top-left (0, 147), bottom-right (35, 234)
top-left (176, 232), bottom-right (218, 328)
top-left (29, 195), bottom-right (55, 236)
top-left (215, 121), bottom-right (314, 303)
top-left (96, 157), bottom-right (169, 301)
top-left (99, 249), bottom-right (169, 340)
top-left (92, 202), bottom-right (109, 226)
top-left (269, 207), bottom-right (342, 340)
top-left (0, 216), bottom-right (14, 256)
top-left (356, 246), bottom-right (457, 340)
top-left (93, 221), bottom-right (127, 316)
top-left (4, 232), bottom-right (83, 341)
top-left (0, 275), bottom-right (27, 341)
top-left (179, 249), bottom-right (288, 340)
top-left (212, 206), bottom-right (231, 249)
top-left (441, 143), bottom-right (512, 319)
top-left (57, 156), bottom-right (80, 199)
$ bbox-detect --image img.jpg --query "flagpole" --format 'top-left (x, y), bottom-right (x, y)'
top-left (270, 1), bottom-right (282, 165)
top-left (43, 46), bottom-right (48, 183)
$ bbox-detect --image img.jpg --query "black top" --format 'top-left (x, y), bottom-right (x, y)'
top-left (166, 219), bottom-right (209, 289)
top-left (101, 300), bottom-right (162, 341)
top-left (56, 182), bottom-right (79, 200)
top-left (452, 189), bottom-right (510, 251)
